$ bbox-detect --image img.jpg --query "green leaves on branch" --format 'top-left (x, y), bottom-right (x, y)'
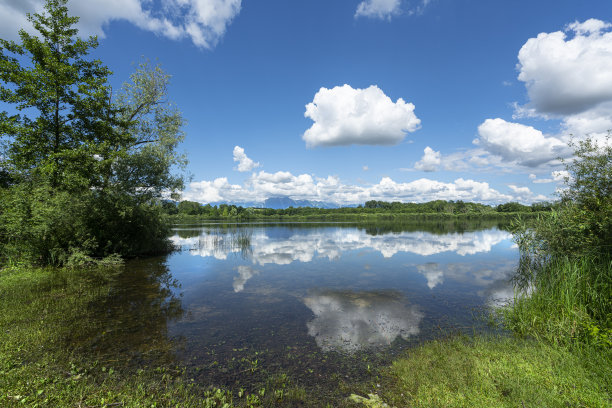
top-left (0, 0), bottom-right (186, 264)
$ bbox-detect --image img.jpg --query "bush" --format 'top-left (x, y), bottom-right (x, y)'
top-left (0, 183), bottom-right (171, 265)
top-left (509, 136), bottom-right (612, 347)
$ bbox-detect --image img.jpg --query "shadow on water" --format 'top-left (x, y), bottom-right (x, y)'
top-left (63, 259), bottom-right (185, 369)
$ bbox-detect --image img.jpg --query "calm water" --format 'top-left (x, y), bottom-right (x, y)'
top-left (124, 222), bottom-right (519, 395)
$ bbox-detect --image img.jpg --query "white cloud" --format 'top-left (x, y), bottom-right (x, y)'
top-left (552, 170), bottom-right (570, 182)
top-left (303, 85), bottom-right (420, 147)
top-left (508, 184), bottom-right (548, 202)
top-left (0, 0), bottom-right (241, 49)
top-left (182, 171), bottom-right (520, 205)
top-left (517, 19), bottom-right (612, 116)
top-left (474, 118), bottom-right (569, 167)
top-left (414, 146), bottom-right (441, 172)
top-left (529, 169), bottom-right (571, 184)
top-left (363, 165), bottom-right (369, 171)
top-left (355, 0), bottom-right (401, 20)
top-left (232, 146), bottom-right (260, 172)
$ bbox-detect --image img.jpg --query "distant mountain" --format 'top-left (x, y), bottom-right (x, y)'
top-left (205, 196), bottom-right (357, 209)
top-left (207, 197), bottom-right (344, 209)
top-left (263, 196), bottom-right (340, 209)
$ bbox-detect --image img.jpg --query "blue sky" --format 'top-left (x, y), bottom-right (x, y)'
top-left (2, 0), bottom-right (611, 205)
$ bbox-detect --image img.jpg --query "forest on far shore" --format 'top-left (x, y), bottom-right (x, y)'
top-left (164, 198), bottom-right (554, 219)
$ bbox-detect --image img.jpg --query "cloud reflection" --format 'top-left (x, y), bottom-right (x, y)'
top-left (170, 228), bottom-right (512, 266)
top-left (303, 290), bottom-right (423, 353)
top-left (233, 266), bottom-right (258, 292)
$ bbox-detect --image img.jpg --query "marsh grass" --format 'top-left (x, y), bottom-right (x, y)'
top-left (504, 256), bottom-right (611, 347)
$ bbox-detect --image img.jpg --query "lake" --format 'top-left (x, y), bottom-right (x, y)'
top-left (118, 221), bottom-right (517, 399)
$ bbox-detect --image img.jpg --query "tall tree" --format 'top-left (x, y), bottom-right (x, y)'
top-left (0, 0), bottom-right (113, 190)
top-left (0, 1), bottom-right (186, 264)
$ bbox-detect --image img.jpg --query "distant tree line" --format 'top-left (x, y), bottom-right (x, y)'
top-left (164, 199), bottom-right (555, 220)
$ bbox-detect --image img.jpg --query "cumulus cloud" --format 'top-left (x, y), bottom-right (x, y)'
top-left (303, 85), bottom-right (420, 147)
top-left (414, 146), bottom-right (441, 172)
top-left (508, 184), bottom-right (548, 202)
top-left (355, 0), bottom-right (401, 20)
top-left (0, 0), bottom-right (241, 49)
top-left (182, 172), bottom-right (519, 205)
top-left (552, 170), bottom-right (570, 182)
top-left (517, 18), bottom-right (612, 116)
top-left (474, 118), bottom-right (569, 167)
top-left (232, 146), bottom-right (260, 172)
top-left (532, 178), bottom-right (553, 184)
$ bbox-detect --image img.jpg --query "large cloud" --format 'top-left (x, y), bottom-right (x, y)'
top-left (0, 0), bottom-right (241, 49)
top-left (462, 19), bottom-right (612, 172)
top-left (303, 85), bottom-right (421, 147)
top-left (354, 0), bottom-right (401, 20)
top-left (474, 118), bottom-right (568, 167)
top-left (517, 19), bottom-right (612, 116)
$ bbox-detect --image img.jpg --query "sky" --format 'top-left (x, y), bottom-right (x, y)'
top-left (1, 0), bottom-right (611, 206)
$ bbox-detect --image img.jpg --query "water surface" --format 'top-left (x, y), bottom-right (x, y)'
top-left (155, 222), bottom-right (518, 394)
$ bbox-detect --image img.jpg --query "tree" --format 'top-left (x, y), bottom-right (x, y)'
top-left (0, 0), bottom-right (114, 190)
top-left (0, 0), bottom-right (186, 264)
top-left (107, 61), bottom-right (186, 202)
top-left (513, 135), bottom-right (611, 260)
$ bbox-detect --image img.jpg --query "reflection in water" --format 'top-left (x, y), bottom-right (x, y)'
top-left (303, 290), bottom-right (423, 353)
top-left (233, 265), bottom-right (259, 292)
top-left (416, 262), bottom-right (445, 289)
top-left (170, 226), bottom-right (511, 266)
top-left (414, 260), bottom-right (516, 306)
top-left (69, 259), bottom-right (184, 366)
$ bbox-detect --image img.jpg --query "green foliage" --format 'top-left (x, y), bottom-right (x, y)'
top-left (509, 136), bottom-right (612, 348)
top-left (504, 256), bottom-right (611, 347)
top-left (0, 184), bottom-right (172, 264)
top-left (0, 0), bottom-right (185, 265)
top-left (0, 0), bottom-right (113, 190)
top-left (166, 199), bottom-right (549, 222)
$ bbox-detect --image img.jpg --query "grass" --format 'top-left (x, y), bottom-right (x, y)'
top-left (503, 256), bottom-right (611, 348)
top-left (370, 335), bottom-right (611, 408)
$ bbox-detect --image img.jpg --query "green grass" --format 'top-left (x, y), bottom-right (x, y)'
top-left (358, 335), bottom-right (611, 408)
top-left (504, 256), bottom-right (611, 348)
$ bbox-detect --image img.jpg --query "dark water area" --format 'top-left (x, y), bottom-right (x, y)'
top-left (98, 222), bottom-right (518, 401)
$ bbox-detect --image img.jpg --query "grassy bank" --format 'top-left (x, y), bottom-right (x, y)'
top-left (0, 265), bottom-right (330, 407)
top-left (360, 335), bottom-right (610, 408)
top-left (349, 256), bottom-right (612, 408)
